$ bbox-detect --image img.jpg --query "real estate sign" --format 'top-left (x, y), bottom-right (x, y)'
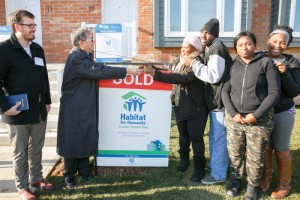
top-left (95, 23), bottom-right (122, 63)
top-left (97, 73), bottom-right (172, 166)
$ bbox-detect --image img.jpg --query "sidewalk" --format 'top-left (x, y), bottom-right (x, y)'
top-left (0, 146), bottom-right (59, 200)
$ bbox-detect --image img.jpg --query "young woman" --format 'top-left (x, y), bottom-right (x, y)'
top-left (145, 36), bottom-right (209, 182)
top-left (260, 25), bottom-right (300, 198)
top-left (222, 31), bottom-right (281, 200)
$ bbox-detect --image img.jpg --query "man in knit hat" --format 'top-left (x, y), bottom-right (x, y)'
top-left (184, 18), bottom-right (232, 185)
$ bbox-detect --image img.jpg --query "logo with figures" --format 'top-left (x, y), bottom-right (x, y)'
top-left (122, 91), bottom-right (146, 112)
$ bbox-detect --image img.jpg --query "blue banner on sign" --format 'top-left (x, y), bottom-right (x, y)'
top-left (0, 26), bottom-right (11, 35)
top-left (96, 58), bottom-right (123, 63)
top-left (95, 24), bottom-right (122, 33)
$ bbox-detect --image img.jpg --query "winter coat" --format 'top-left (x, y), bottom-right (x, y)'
top-left (191, 38), bottom-right (232, 110)
top-left (57, 48), bottom-right (127, 158)
top-left (153, 56), bottom-right (209, 121)
top-left (0, 34), bottom-right (51, 124)
top-left (271, 54), bottom-right (300, 113)
top-left (222, 52), bottom-right (281, 120)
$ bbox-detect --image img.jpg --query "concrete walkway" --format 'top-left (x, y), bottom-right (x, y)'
top-left (0, 146), bottom-right (59, 200)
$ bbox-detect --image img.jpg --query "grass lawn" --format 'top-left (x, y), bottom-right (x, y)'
top-left (39, 107), bottom-right (300, 200)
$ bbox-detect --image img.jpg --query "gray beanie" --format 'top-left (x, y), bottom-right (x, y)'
top-left (201, 18), bottom-right (219, 38)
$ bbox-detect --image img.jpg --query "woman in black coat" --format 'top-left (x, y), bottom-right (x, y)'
top-left (145, 36), bottom-right (209, 182)
top-left (57, 28), bottom-right (142, 188)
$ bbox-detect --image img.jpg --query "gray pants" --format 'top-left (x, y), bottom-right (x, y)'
top-left (226, 110), bottom-right (274, 187)
top-left (8, 120), bottom-right (47, 191)
top-left (270, 108), bottom-right (295, 151)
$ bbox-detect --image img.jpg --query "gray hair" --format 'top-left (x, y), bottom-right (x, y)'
top-left (71, 28), bottom-right (91, 47)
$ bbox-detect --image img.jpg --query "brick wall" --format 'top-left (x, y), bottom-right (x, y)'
top-left (137, 0), bottom-right (180, 62)
top-left (251, 0), bottom-right (272, 51)
top-left (41, 0), bottom-right (101, 63)
top-left (0, 0), bottom-right (6, 25)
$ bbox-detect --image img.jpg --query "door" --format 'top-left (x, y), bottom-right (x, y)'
top-left (5, 0), bottom-right (42, 46)
top-left (101, 0), bottom-right (137, 60)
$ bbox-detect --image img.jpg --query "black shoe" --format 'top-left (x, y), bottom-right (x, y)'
top-left (83, 176), bottom-right (94, 181)
top-left (246, 184), bottom-right (258, 200)
top-left (65, 176), bottom-right (75, 189)
top-left (190, 170), bottom-right (205, 182)
top-left (176, 155), bottom-right (190, 172)
top-left (176, 162), bottom-right (190, 172)
top-left (226, 179), bottom-right (241, 197)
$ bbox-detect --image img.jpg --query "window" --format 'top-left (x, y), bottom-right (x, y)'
top-left (290, 0), bottom-right (300, 37)
top-left (165, 0), bottom-right (242, 37)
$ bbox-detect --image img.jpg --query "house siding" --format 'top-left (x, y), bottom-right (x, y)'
top-left (285, 0), bottom-right (291, 25)
top-left (241, 0), bottom-right (249, 31)
top-left (270, 0), bottom-right (279, 30)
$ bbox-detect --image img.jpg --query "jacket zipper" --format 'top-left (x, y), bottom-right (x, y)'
top-left (240, 64), bottom-right (248, 113)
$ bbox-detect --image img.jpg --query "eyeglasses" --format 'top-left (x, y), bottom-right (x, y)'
top-left (18, 23), bottom-right (37, 29)
top-left (85, 37), bottom-right (94, 42)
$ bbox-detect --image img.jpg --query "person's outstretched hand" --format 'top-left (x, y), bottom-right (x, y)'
top-left (126, 68), bottom-right (143, 76)
top-left (143, 65), bottom-right (155, 77)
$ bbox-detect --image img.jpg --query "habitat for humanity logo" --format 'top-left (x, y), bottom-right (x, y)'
top-left (122, 91), bottom-right (146, 112)
top-left (147, 140), bottom-right (167, 151)
top-left (120, 91), bottom-right (147, 126)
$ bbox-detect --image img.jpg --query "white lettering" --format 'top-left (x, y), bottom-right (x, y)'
top-left (144, 74), bottom-right (153, 85)
top-left (113, 74), bottom-right (153, 86)
top-left (135, 75), bottom-right (143, 85)
top-left (124, 74), bottom-right (134, 85)
top-left (113, 79), bottom-right (122, 84)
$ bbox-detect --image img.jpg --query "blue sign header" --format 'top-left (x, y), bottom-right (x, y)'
top-left (0, 26), bottom-right (11, 35)
top-left (95, 24), bottom-right (122, 33)
top-left (96, 58), bottom-right (123, 63)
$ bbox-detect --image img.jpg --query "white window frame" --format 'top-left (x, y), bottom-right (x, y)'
top-left (289, 0), bottom-right (300, 37)
top-left (164, 0), bottom-right (242, 37)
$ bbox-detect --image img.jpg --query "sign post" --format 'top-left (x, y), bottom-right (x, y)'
top-left (97, 73), bottom-right (172, 167)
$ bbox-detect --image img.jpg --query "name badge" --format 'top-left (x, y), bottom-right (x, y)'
top-left (34, 57), bottom-right (44, 66)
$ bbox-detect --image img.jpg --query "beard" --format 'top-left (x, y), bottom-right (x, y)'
top-left (23, 32), bottom-right (36, 41)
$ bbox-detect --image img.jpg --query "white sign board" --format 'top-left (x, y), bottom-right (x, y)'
top-left (95, 24), bottom-right (123, 63)
top-left (0, 26), bottom-right (11, 42)
top-left (97, 73), bottom-right (173, 166)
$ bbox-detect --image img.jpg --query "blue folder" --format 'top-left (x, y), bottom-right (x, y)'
top-left (6, 94), bottom-right (29, 111)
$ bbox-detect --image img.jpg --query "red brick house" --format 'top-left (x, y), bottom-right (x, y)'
top-left (0, 0), bottom-right (300, 63)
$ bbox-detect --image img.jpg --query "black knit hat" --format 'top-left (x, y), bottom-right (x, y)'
top-left (201, 18), bottom-right (219, 38)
